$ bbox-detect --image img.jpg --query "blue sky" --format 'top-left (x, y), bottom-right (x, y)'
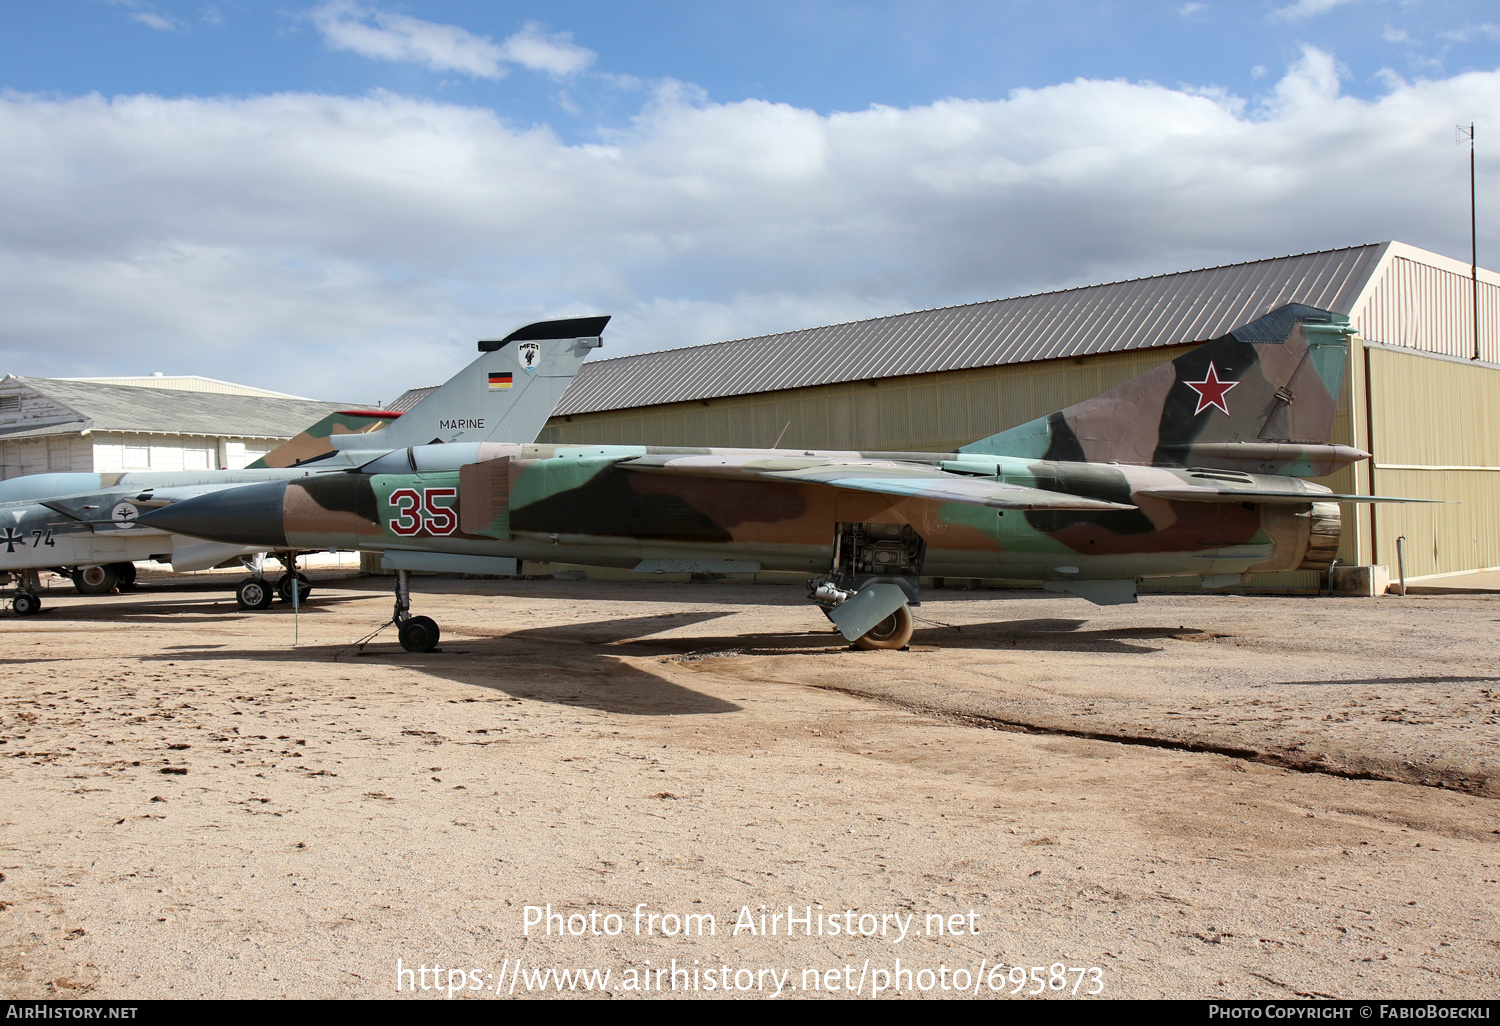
top-left (0, 1), bottom-right (1496, 401)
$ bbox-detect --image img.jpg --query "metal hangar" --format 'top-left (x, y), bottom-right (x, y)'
top-left (541, 242), bottom-right (1500, 589)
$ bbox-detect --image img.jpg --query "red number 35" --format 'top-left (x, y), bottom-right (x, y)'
top-left (388, 487), bottom-right (458, 536)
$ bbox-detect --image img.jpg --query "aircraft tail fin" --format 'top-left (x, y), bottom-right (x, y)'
top-left (960, 303), bottom-right (1364, 477)
top-left (328, 316), bottom-right (607, 453)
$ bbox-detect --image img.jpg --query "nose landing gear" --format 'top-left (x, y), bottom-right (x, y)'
top-left (235, 552), bottom-right (313, 611)
top-left (9, 569), bottom-right (44, 616)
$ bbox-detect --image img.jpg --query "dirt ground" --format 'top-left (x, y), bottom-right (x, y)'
top-left (1, 571), bottom-right (1497, 1000)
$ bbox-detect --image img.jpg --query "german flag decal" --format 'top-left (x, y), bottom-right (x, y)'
top-left (488, 372), bottom-right (513, 390)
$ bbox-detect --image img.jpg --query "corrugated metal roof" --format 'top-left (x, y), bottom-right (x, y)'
top-left (386, 386), bottom-right (437, 413)
top-left (556, 244), bottom-right (1387, 416)
top-left (0, 376), bottom-right (348, 440)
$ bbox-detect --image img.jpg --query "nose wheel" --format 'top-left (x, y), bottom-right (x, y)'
top-left (236, 576), bottom-right (273, 610)
top-left (10, 570), bottom-right (43, 616)
top-left (276, 572), bottom-right (311, 605)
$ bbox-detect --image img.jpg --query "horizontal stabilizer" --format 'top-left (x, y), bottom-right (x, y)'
top-left (623, 454), bottom-right (1135, 511)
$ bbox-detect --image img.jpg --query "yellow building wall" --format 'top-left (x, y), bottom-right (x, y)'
top-left (1361, 345), bottom-right (1500, 578)
top-left (542, 346), bottom-right (1195, 453)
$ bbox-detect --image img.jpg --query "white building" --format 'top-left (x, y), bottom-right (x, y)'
top-left (0, 375), bottom-right (350, 479)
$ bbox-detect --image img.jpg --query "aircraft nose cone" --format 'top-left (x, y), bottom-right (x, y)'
top-left (138, 480), bottom-right (290, 547)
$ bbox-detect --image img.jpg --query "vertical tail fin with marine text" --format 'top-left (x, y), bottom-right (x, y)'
top-left (270, 316), bottom-right (608, 464)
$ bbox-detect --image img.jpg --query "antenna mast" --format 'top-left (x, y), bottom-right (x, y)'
top-left (1459, 123), bottom-right (1478, 360)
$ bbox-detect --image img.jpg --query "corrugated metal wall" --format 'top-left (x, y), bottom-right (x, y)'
top-left (1357, 255), bottom-right (1500, 363)
top-left (542, 346), bottom-right (1190, 453)
top-left (1362, 345), bottom-right (1500, 577)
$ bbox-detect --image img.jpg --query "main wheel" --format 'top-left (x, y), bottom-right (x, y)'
top-left (853, 604), bottom-right (914, 651)
top-left (236, 576), bottom-right (273, 610)
top-left (110, 562), bottom-right (138, 591)
top-left (398, 615), bottom-right (441, 653)
top-left (276, 573), bottom-right (312, 605)
top-left (12, 593), bottom-right (41, 616)
top-left (72, 564), bottom-right (119, 595)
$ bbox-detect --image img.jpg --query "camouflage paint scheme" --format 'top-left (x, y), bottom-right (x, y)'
top-left (0, 317), bottom-right (607, 584)
top-left (145, 305), bottom-right (1387, 600)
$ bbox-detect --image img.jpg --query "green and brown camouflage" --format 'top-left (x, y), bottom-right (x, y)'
top-left (0, 318), bottom-right (607, 610)
top-left (962, 303), bottom-right (1368, 478)
top-left (145, 304), bottom-right (1426, 648)
top-left (246, 409), bottom-right (400, 469)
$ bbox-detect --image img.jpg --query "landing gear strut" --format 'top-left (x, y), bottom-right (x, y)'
top-left (272, 552), bottom-right (311, 605)
top-left (392, 568), bottom-right (440, 653)
top-left (10, 570), bottom-right (43, 616)
top-left (810, 522), bottom-right (924, 650)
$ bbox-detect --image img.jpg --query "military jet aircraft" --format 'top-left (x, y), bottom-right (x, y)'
top-left (0, 317), bottom-right (606, 615)
top-left (142, 304), bottom-right (1424, 653)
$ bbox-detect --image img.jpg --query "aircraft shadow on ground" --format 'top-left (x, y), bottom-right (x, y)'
top-left (7, 593), bottom-right (369, 625)
top-left (136, 610), bottom-right (744, 716)
top-left (907, 617), bottom-right (1209, 654)
top-left (482, 614), bottom-right (1206, 658)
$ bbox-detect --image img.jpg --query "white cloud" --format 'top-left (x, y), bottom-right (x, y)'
top-left (497, 22), bottom-right (596, 77)
top-left (309, 2), bottom-right (593, 80)
top-left (1440, 23), bottom-right (1500, 43)
top-left (108, 0), bottom-right (181, 31)
top-left (1179, 3), bottom-right (1207, 16)
top-left (0, 52), bottom-right (1495, 402)
top-left (131, 12), bottom-right (176, 31)
top-left (1270, 0), bottom-right (1363, 22)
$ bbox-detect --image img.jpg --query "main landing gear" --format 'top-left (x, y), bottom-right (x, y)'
top-left (236, 552), bottom-right (313, 611)
top-left (392, 568), bottom-right (440, 653)
top-left (70, 562), bottom-right (138, 595)
top-left (809, 522), bottom-right (924, 651)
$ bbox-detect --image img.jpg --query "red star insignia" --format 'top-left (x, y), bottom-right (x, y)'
top-left (1183, 361), bottom-right (1239, 416)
